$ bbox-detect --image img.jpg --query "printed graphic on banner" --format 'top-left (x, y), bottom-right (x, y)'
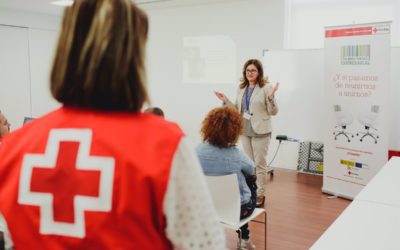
top-left (323, 22), bottom-right (390, 199)
top-left (341, 44), bottom-right (370, 65)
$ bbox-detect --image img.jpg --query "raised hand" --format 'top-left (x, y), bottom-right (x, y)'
top-left (269, 82), bottom-right (279, 99)
top-left (214, 91), bottom-right (228, 103)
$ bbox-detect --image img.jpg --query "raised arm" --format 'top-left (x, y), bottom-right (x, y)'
top-left (214, 91), bottom-right (237, 110)
top-left (265, 82), bottom-right (279, 115)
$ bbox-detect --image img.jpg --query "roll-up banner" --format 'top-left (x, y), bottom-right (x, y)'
top-left (323, 22), bottom-right (391, 199)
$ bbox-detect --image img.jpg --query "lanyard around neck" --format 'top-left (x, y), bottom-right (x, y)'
top-left (245, 86), bottom-right (252, 112)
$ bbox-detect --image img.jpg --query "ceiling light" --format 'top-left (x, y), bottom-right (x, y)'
top-left (49, 0), bottom-right (74, 7)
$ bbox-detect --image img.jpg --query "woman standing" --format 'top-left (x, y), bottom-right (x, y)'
top-left (215, 59), bottom-right (279, 207)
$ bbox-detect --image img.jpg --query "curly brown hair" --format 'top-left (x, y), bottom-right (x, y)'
top-left (200, 107), bottom-right (243, 148)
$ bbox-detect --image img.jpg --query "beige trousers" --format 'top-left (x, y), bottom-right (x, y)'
top-left (241, 134), bottom-right (271, 196)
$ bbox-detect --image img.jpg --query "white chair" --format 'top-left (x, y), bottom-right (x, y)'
top-left (357, 105), bottom-right (380, 144)
top-left (205, 174), bottom-right (267, 250)
top-left (333, 104), bottom-right (354, 142)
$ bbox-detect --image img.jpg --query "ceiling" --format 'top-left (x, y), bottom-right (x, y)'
top-left (0, 0), bottom-right (240, 16)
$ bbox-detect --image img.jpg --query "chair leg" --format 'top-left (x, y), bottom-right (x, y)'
top-left (334, 131), bottom-right (351, 142)
top-left (360, 132), bottom-right (378, 143)
top-left (237, 229), bottom-right (242, 250)
top-left (264, 212), bottom-right (267, 250)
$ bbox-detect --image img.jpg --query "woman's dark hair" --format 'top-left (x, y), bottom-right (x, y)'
top-left (200, 107), bottom-right (243, 148)
top-left (145, 107), bottom-right (164, 117)
top-left (239, 59), bottom-right (269, 89)
top-left (50, 0), bottom-right (149, 112)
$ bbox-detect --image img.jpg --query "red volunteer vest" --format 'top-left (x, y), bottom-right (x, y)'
top-left (0, 107), bottom-right (183, 249)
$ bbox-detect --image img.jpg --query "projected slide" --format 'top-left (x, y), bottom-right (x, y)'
top-left (183, 35), bottom-right (236, 84)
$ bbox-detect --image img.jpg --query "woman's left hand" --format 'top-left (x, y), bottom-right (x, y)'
top-left (268, 82), bottom-right (280, 99)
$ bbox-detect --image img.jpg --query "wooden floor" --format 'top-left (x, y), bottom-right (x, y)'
top-left (225, 168), bottom-right (351, 250)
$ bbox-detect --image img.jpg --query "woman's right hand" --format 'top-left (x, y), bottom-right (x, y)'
top-left (214, 91), bottom-right (228, 103)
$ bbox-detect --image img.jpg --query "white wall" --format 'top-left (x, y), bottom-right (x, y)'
top-left (0, 1), bottom-right (290, 168)
top-left (287, 0), bottom-right (400, 49)
top-left (0, 8), bottom-right (60, 30)
top-left (0, 9), bottom-right (60, 129)
top-left (0, 25), bottom-right (31, 130)
top-left (145, 0), bottom-right (285, 147)
top-left (28, 29), bottom-right (60, 117)
top-left (0, 0), bottom-right (395, 172)
top-left (264, 49), bottom-right (325, 170)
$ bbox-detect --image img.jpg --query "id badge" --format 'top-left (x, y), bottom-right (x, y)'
top-left (243, 112), bottom-right (251, 120)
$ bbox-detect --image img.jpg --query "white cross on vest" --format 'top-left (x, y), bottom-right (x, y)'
top-left (18, 129), bottom-right (115, 238)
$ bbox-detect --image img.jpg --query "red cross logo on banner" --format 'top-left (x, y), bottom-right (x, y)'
top-left (18, 129), bottom-right (115, 238)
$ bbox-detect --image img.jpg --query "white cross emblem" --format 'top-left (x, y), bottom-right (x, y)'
top-left (18, 129), bottom-right (115, 238)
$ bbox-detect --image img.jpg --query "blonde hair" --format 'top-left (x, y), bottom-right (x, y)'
top-left (50, 0), bottom-right (149, 111)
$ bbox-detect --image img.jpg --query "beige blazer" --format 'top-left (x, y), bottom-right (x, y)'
top-left (227, 84), bottom-right (278, 134)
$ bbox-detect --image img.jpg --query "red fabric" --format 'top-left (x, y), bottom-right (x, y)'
top-left (389, 150), bottom-right (400, 160)
top-left (0, 107), bottom-right (183, 250)
top-left (30, 141), bottom-right (101, 223)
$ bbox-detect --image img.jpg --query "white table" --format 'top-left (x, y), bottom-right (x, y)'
top-left (356, 157), bottom-right (400, 207)
top-left (311, 157), bottom-right (400, 250)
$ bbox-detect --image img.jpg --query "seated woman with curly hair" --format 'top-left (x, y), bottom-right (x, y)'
top-left (196, 107), bottom-right (257, 250)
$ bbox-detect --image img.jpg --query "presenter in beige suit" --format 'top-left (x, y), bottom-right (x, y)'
top-left (215, 59), bottom-right (279, 207)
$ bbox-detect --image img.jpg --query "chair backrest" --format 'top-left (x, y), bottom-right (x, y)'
top-left (205, 174), bottom-right (241, 226)
top-left (334, 104), bottom-right (353, 125)
top-left (359, 105), bottom-right (380, 125)
top-left (371, 105), bottom-right (379, 114)
top-left (334, 104), bottom-right (341, 112)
